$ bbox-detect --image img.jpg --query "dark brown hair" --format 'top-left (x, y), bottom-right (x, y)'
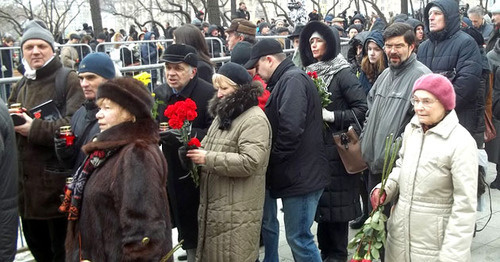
top-left (174, 24), bottom-right (214, 67)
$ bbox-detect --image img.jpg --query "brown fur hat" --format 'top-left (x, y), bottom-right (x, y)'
top-left (97, 77), bottom-right (154, 119)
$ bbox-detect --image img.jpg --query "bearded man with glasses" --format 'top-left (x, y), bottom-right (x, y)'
top-left (360, 23), bottom-right (431, 228)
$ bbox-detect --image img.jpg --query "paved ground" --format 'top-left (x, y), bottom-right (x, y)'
top-left (15, 163), bottom-right (500, 262)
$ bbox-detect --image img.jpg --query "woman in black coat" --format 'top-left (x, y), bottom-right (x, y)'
top-left (299, 21), bottom-right (368, 262)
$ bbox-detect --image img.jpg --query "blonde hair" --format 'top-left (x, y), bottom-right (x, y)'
top-left (212, 73), bottom-right (239, 90)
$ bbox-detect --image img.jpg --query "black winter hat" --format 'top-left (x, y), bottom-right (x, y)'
top-left (97, 77), bottom-right (154, 120)
top-left (288, 24), bottom-right (305, 40)
top-left (160, 44), bottom-right (198, 67)
top-left (217, 62), bottom-right (252, 86)
top-left (230, 41), bottom-right (252, 66)
top-left (244, 38), bottom-right (282, 69)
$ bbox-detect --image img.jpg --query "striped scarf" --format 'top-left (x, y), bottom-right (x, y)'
top-left (59, 148), bottom-right (116, 220)
top-left (306, 53), bottom-right (351, 88)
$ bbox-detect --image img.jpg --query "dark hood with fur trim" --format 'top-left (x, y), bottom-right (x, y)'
top-left (82, 118), bottom-right (159, 153)
top-left (424, 0), bottom-right (460, 41)
top-left (208, 82), bottom-right (263, 130)
top-left (300, 21), bottom-right (340, 67)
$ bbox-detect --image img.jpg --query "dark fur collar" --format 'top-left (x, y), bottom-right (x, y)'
top-left (82, 118), bottom-right (159, 153)
top-left (208, 83), bottom-right (262, 130)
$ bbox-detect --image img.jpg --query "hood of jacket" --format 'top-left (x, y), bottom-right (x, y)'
top-left (363, 30), bottom-right (384, 54)
top-left (299, 21), bottom-right (340, 67)
top-left (424, 0), bottom-right (460, 41)
top-left (351, 13), bottom-right (366, 25)
top-left (208, 82), bottom-right (262, 130)
top-left (406, 18), bottom-right (424, 31)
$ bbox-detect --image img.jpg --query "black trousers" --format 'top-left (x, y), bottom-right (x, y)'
top-left (317, 221), bottom-right (349, 260)
top-left (21, 217), bottom-right (67, 262)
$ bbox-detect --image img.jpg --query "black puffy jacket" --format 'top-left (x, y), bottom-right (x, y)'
top-left (417, 0), bottom-right (484, 145)
top-left (300, 21), bottom-right (367, 222)
top-left (265, 58), bottom-right (329, 198)
top-left (55, 101), bottom-right (100, 172)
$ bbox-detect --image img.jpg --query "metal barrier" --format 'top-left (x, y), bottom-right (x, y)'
top-left (1, 35), bottom-right (351, 102)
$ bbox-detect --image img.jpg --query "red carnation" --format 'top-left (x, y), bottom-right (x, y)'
top-left (168, 117), bottom-right (184, 129)
top-left (188, 137), bottom-right (201, 148)
top-left (312, 71), bottom-right (318, 79)
top-left (361, 259), bottom-right (371, 262)
top-left (307, 71), bottom-right (312, 77)
top-left (349, 259), bottom-right (361, 262)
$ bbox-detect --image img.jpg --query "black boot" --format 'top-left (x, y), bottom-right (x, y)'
top-left (349, 213), bottom-right (368, 229)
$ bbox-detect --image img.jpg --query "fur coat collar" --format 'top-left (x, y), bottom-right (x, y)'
top-left (82, 118), bottom-right (159, 153)
top-left (208, 83), bottom-right (262, 130)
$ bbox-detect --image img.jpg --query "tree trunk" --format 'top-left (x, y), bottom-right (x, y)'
top-left (401, 0), bottom-right (408, 14)
top-left (231, 0), bottom-right (237, 20)
top-left (207, 0), bottom-right (220, 25)
top-left (89, 0), bottom-right (103, 36)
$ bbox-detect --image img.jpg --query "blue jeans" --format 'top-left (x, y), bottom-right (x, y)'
top-left (262, 190), bottom-right (279, 262)
top-left (282, 189), bottom-right (323, 262)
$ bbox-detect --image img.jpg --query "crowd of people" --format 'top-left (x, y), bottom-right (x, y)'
top-left (1, 0), bottom-right (500, 261)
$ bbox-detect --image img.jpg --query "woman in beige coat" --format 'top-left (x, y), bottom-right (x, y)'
top-left (371, 74), bottom-right (478, 262)
top-left (187, 62), bottom-right (272, 262)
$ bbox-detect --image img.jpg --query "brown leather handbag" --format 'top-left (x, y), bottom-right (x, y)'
top-left (333, 110), bottom-right (368, 174)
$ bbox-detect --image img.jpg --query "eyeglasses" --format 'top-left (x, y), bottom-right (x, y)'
top-left (384, 43), bottom-right (407, 51)
top-left (410, 97), bottom-right (437, 108)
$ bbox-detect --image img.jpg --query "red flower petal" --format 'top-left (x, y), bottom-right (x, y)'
top-left (188, 137), bottom-right (201, 147)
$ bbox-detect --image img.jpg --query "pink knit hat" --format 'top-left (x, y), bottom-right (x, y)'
top-left (412, 73), bottom-right (456, 110)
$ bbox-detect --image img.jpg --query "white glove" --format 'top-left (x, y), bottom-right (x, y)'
top-left (322, 108), bottom-right (335, 122)
top-left (1, 65), bottom-right (6, 72)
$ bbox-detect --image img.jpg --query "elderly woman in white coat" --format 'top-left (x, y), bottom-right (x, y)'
top-left (187, 62), bottom-right (272, 262)
top-left (371, 73), bottom-right (478, 262)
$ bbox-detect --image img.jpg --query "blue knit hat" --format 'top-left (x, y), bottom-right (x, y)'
top-left (78, 53), bottom-right (116, 79)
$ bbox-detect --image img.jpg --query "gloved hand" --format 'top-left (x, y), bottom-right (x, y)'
top-left (370, 188), bottom-right (387, 210)
top-left (54, 130), bottom-right (77, 163)
top-left (322, 108), bottom-right (335, 122)
top-left (159, 128), bottom-right (183, 147)
top-left (177, 145), bottom-right (191, 170)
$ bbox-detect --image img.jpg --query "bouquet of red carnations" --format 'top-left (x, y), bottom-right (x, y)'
top-left (164, 98), bottom-right (201, 186)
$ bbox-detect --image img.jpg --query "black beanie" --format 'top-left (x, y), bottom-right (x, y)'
top-left (217, 62), bottom-right (252, 86)
top-left (97, 77), bottom-right (153, 119)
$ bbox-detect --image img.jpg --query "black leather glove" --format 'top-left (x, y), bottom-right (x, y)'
top-left (54, 130), bottom-right (77, 165)
top-left (159, 128), bottom-right (183, 148)
top-left (177, 145), bottom-right (190, 170)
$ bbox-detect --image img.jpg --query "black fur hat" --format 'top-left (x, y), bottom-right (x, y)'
top-left (97, 77), bottom-right (154, 120)
top-left (299, 21), bottom-right (340, 67)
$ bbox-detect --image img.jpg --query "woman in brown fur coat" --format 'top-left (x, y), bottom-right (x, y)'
top-left (61, 77), bottom-right (172, 261)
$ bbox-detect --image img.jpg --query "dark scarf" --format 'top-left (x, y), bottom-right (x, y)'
top-left (59, 118), bottom-right (159, 220)
top-left (59, 148), bottom-right (117, 220)
top-left (208, 82), bottom-right (262, 130)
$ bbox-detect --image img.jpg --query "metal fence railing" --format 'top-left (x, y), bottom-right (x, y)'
top-left (1, 36), bottom-right (351, 102)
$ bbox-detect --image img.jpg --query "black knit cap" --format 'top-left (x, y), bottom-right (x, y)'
top-left (230, 41), bottom-right (252, 66)
top-left (217, 62), bottom-right (252, 86)
top-left (97, 77), bottom-right (153, 120)
top-left (160, 44), bottom-right (198, 67)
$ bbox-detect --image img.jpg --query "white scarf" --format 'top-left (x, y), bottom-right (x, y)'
top-left (22, 54), bottom-right (55, 80)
